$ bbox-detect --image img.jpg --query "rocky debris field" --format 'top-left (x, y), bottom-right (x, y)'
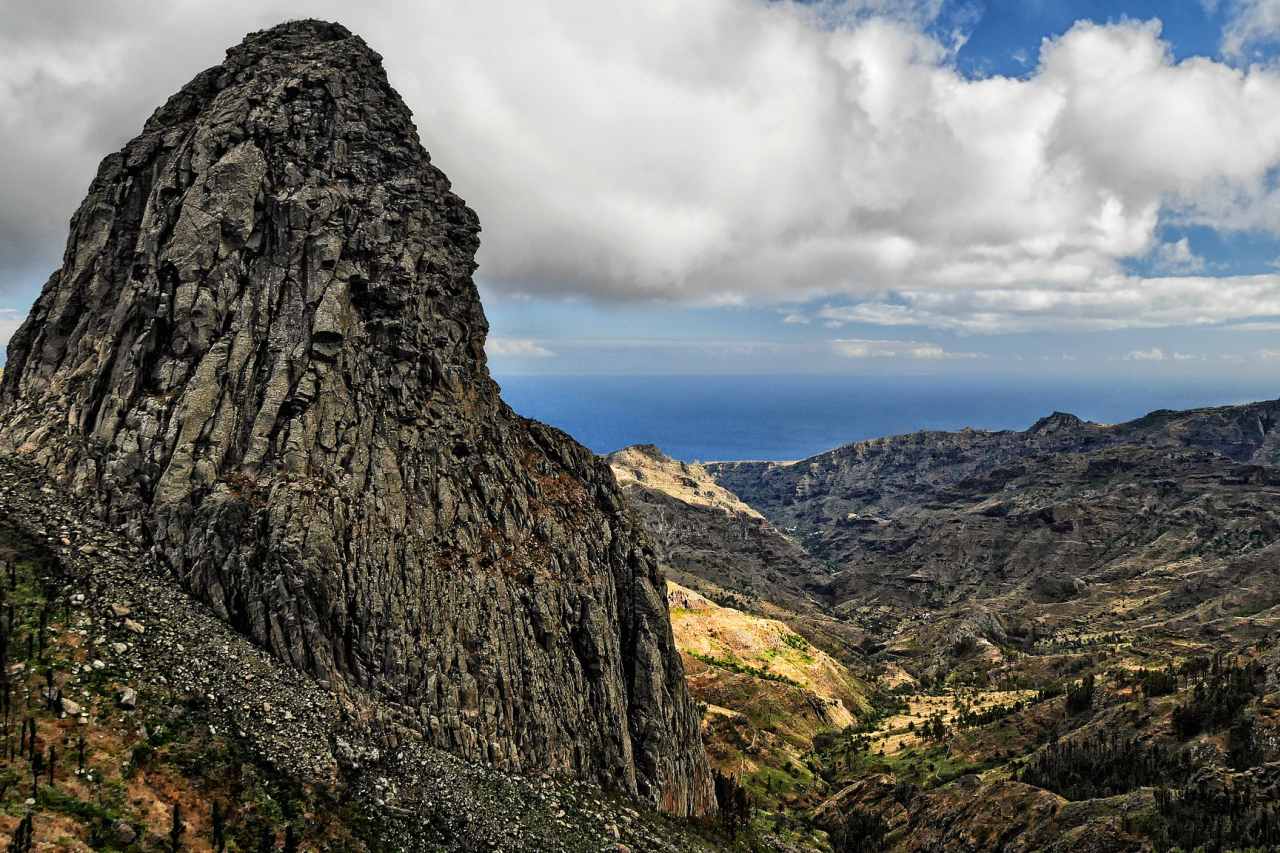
top-left (0, 454), bottom-right (729, 852)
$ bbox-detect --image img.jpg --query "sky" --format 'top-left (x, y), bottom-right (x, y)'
top-left (3, 0), bottom-right (1280, 378)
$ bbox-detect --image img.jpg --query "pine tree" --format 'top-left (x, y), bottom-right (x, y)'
top-left (6, 813), bottom-right (33, 853)
top-left (211, 802), bottom-right (226, 853)
top-left (169, 803), bottom-right (185, 852)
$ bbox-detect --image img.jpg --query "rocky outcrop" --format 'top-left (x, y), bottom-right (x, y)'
top-left (812, 774), bottom-right (910, 837)
top-left (608, 443), bottom-right (874, 664)
top-left (0, 19), bottom-right (711, 815)
top-left (0, 455), bottom-right (714, 851)
top-left (896, 778), bottom-right (1145, 853)
top-left (608, 444), bottom-right (833, 612)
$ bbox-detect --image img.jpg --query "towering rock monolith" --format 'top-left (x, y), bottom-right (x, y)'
top-left (0, 19), bottom-right (712, 815)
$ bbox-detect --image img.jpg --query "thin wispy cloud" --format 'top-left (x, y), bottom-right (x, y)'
top-left (486, 337), bottom-right (556, 358)
top-left (1222, 320), bottom-right (1280, 331)
top-left (815, 275), bottom-right (1280, 333)
top-left (1123, 348), bottom-right (1201, 361)
top-left (1218, 0), bottom-right (1280, 57)
top-left (831, 338), bottom-right (984, 360)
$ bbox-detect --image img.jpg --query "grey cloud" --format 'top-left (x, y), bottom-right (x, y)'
top-left (0, 0), bottom-right (282, 295)
top-left (5, 1), bottom-right (1280, 341)
top-left (0, 309), bottom-right (22, 348)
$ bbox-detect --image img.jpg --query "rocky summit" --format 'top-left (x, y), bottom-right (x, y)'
top-left (0, 19), bottom-right (711, 816)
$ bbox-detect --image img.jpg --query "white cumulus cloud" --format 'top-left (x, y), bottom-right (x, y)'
top-left (4, 2), bottom-right (1280, 337)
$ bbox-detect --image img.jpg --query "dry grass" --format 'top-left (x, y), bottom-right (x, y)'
top-left (609, 447), bottom-right (763, 519)
top-left (865, 690), bottom-right (1038, 755)
top-left (667, 582), bottom-right (868, 716)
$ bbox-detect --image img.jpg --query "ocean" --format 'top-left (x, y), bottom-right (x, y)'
top-left (494, 374), bottom-right (1279, 462)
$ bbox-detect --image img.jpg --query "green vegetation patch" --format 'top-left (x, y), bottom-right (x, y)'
top-left (690, 651), bottom-right (803, 687)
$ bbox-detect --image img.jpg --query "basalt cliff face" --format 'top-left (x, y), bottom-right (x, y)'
top-left (0, 20), bottom-right (711, 815)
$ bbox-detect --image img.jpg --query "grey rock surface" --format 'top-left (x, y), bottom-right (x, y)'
top-left (0, 19), bottom-right (711, 815)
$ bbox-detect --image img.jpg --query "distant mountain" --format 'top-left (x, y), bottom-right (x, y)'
top-left (687, 402), bottom-right (1280, 851)
top-left (708, 400), bottom-right (1280, 620)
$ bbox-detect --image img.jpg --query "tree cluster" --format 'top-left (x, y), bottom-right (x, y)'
top-left (1144, 778), bottom-right (1280, 852)
top-left (1020, 732), bottom-right (1191, 801)
top-left (1170, 658), bottom-right (1265, 739)
top-left (955, 699), bottom-right (1026, 730)
top-left (919, 712), bottom-right (948, 741)
top-left (829, 806), bottom-right (889, 853)
top-left (1135, 666), bottom-right (1177, 698)
top-left (1064, 673), bottom-right (1095, 715)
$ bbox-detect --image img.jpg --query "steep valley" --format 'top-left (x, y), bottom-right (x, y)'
top-left (614, 403), bottom-right (1280, 852)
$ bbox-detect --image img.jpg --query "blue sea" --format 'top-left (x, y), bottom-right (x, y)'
top-left (495, 374), bottom-right (1279, 462)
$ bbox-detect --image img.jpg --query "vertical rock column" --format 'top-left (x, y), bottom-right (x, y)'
top-left (0, 19), bottom-right (713, 816)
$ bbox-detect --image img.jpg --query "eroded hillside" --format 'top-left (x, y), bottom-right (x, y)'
top-left (667, 583), bottom-right (870, 816)
top-left (624, 401), bottom-right (1280, 851)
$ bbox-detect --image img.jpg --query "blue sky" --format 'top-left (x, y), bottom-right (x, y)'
top-left (955, 1), bottom-right (1222, 74)
top-left (3, 0), bottom-right (1280, 378)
